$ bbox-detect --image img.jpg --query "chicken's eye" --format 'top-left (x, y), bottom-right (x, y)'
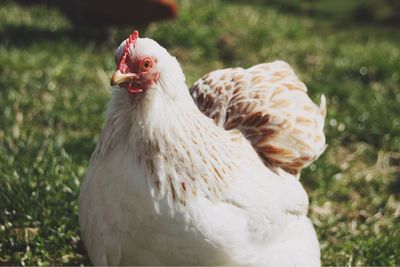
top-left (140, 58), bottom-right (153, 72)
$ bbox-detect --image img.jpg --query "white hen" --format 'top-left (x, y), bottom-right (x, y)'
top-left (79, 30), bottom-right (326, 266)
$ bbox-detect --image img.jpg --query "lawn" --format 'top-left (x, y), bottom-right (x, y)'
top-left (0, 0), bottom-right (399, 265)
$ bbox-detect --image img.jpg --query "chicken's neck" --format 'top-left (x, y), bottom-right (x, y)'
top-left (97, 81), bottom-right (239, 209)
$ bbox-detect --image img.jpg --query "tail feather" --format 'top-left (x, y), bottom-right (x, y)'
top-left (190, 61), bottom-right (326, 175)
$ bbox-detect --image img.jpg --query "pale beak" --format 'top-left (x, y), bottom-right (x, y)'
top-left (110, 70), bottom-right (139, 86)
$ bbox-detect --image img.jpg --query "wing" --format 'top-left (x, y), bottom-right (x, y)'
top-left (190, 61), bottom-right (326, 175)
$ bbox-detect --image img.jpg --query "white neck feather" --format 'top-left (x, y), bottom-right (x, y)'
top-left (92, 70), bottom-right (240, 210)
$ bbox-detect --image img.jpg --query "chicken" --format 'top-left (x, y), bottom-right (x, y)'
top-left (79, 30), bottom-right (326, 266)
top-left (16, 0), bottom-right (177, 26)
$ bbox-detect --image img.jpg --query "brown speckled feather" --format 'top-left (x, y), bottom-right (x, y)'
top-left (190, 61), bottom-right (326, 175)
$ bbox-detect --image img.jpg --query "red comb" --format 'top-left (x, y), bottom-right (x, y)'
top-left (118, 30), bottom-right (139, 73)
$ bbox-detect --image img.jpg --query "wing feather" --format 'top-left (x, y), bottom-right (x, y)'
top-left (190, 61), bottom-right (326, 175)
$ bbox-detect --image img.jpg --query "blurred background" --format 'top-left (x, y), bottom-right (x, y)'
top-left (0, 0), bottom-right (399, 265)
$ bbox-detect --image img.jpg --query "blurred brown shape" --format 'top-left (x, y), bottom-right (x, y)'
top-left (15, 0), bottom-right (178, 27)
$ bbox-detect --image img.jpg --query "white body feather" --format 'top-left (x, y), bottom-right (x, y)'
top-left (79, 37), bottom-right (322, 266)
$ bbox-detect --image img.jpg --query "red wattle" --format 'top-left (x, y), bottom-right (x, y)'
top-left (128, 82), bottom-right (143, 94)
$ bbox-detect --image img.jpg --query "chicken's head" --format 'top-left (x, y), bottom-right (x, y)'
top-left (111, 31), bottom-right (162, 95)
top-left (111, 30), bottom-right (186, 107)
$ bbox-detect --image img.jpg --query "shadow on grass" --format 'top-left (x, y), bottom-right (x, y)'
top-left (64, 135), bottom-right (97, 163)
top-left (0, 24), bottom-right (114, 47)
top-left (0, 23), bottom-right (148, 49)
top-left (388, 170), bottom-right (400, 196)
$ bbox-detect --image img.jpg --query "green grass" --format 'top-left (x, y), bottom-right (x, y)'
top-left (1, 0), bottom-right (399, 265)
